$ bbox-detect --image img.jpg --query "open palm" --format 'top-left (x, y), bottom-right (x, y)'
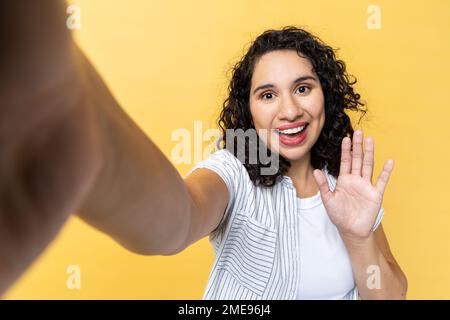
top-left (313, 130), bottom-right (394, 241)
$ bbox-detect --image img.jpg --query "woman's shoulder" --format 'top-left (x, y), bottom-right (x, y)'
top-left (205, 148), bottom-right (248, 173)
top-left (186, 147), bottom-right (251, 192)
top-left (209, 147), bottom-right (238, 162)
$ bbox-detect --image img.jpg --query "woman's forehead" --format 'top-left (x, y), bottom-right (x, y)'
top-left (251, 50), bottom-right (315, 86)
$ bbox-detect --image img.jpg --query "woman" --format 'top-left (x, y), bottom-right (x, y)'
top-left (185, 27), bottom-right (407, 299)
top-left (0, 4), bottom-right (406, 299)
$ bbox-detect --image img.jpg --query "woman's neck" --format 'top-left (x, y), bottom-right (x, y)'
top-left (286, 154), bottom-right (320, 199)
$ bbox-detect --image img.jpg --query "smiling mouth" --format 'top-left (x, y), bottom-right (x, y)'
top-left (273, 123), bottom-right (309, 146)
top-left (274, 123), bottom-right (308, 136)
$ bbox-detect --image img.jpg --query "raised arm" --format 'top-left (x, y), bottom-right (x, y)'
top-left (0, 0), bottom-right (228, 295)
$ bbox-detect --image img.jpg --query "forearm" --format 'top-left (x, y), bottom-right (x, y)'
top-left (1, 1), bottom-right (192, 259)
top-left (0, 1), bottom-right (99, 294)
top-left (76, 52), bottom-right (192, 256)
top-left (342, 233), bottom-right (407, 299)
top-left (0, 2), bottom-right (192, 298)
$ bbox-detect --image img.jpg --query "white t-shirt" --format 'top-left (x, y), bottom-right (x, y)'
top-left (296, 191), bottom-right (356, 299)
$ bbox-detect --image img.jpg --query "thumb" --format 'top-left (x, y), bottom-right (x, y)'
top-left (313, 169), bottom-right (332, 202)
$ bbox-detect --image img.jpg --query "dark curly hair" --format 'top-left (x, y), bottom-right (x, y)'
top-left (217, 26), bottom-right (367, 187)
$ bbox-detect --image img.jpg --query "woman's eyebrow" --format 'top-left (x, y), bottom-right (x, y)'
top-left (252, 75), bottom-right (318, 95)
top-left (292, 75), bottom-right (318, 85)
top-left (252, 83), bottom-right (275, 95)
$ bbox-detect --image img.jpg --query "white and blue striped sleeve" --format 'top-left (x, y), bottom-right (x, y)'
top-left (185, 148), bottom-right (244, 233)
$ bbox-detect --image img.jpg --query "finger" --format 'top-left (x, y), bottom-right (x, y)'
top-left (375, 159), bottom-right (395, 195)
top-left (362, 137), bottom-right (374, 183)
top-left (351, 130), bottom-right (363, 176)
top-left (313, 169), bottom-right (332, 203)
top-left (339, 137), bottom-right (352, 175)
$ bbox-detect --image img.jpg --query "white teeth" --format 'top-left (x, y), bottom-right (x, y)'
top-left (278, 125), bottom-right (305, 134)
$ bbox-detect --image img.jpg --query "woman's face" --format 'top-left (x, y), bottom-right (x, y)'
top-left (249, 49), bottom-right (325, 162)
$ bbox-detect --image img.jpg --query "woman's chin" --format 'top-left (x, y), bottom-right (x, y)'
top-left (278, 148), bottom-right (310, 162)
top-left (265, 140), bottom-right (311, 162)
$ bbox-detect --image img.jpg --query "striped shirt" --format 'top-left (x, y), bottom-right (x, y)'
top-left (186, 148), bottom-right (384, 300)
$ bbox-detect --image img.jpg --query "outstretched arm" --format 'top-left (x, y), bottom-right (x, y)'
top-left (0, 1), bottom-right (206, 295)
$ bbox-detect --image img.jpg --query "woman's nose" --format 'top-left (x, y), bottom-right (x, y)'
top-left (278, 94), bottom-right (304, 121)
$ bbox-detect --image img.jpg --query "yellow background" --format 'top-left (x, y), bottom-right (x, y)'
top-left (6, 0), bottom-right (450, 299)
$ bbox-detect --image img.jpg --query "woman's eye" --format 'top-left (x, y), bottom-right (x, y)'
top-left (297, 86), bottom-right (309, 94)
top-left (262, 92), bottom-right (274, 100)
